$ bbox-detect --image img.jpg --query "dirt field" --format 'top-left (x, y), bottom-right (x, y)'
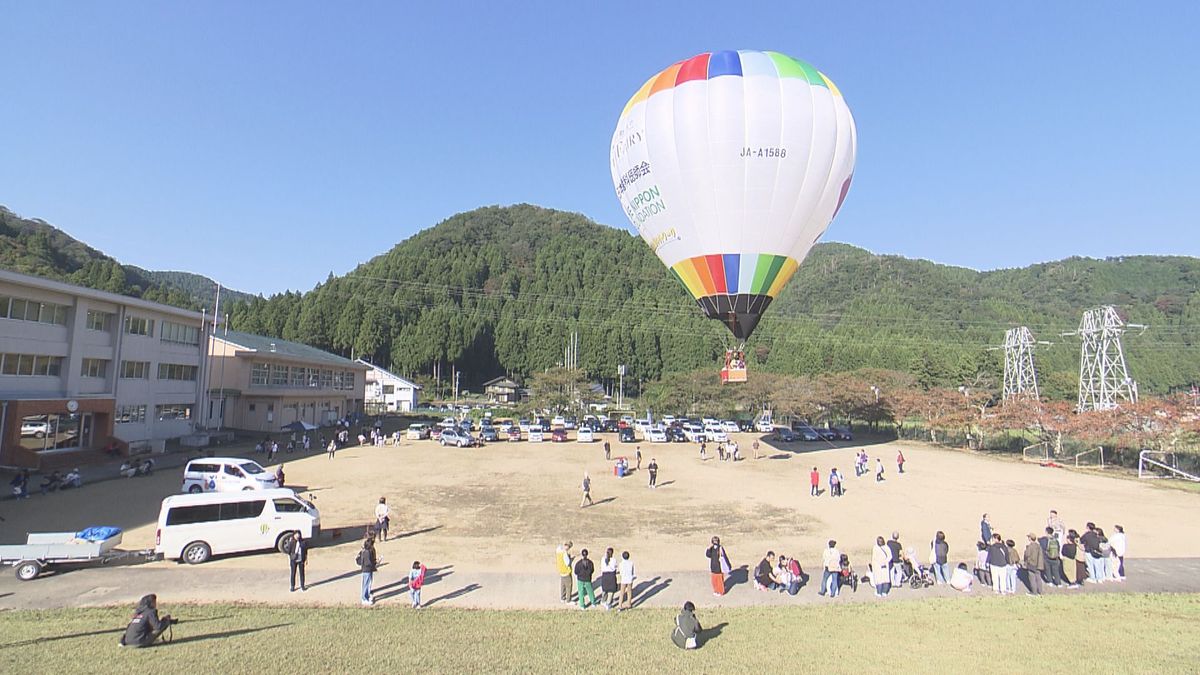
top-left (3, 431), bottom-right (1198, 588)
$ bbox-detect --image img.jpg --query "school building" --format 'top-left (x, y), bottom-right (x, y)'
top-left (0, 269), bottom-right (209, 469)
top-left (358, 358), bottom-right (421, 413)
top-left (206, 331), bottom-right (367, 433)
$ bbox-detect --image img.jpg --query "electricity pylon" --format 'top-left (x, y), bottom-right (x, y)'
top-left (1064, 306), bottom-right (1142, 411)
top-left (1001, 326), bottom-right (1046, 402)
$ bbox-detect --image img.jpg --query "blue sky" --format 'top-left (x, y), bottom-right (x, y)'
top-left (2, 2), bottom-right (1198, 295)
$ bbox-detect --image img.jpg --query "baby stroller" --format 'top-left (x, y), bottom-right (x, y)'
top-left (838, 554), bottom-right (859, 593)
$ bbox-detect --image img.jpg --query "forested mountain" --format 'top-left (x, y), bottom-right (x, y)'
top-left (225, 204), bottom-right (1200, 398)
top-left (0, 205), bottom-right (251, 310)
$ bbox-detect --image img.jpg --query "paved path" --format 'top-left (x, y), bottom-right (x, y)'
top-left (1, 557), bottom-right (1197, 611)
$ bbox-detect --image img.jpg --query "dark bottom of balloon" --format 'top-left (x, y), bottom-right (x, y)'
top-left (696, 293), bottom-right (773, 340)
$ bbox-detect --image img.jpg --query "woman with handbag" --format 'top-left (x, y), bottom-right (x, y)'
top-left (671, 601), bottom-right (703, 649)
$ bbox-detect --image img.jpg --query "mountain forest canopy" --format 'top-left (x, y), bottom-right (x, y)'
top-left (3, 203), bottom-right (1197, 399)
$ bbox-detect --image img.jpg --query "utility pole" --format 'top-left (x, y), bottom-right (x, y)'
top-left (1064, 306), bottom-right (1142, 411)
top-left (617, 364), bottom-right (625, 408)
top-left (999, 326), bottom-right (1049, 402)
top-left (453, 368), bottom-right (460, 408)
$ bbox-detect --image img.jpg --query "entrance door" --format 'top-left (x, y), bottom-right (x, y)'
top-left (79, 413), bottom-right (94, 448)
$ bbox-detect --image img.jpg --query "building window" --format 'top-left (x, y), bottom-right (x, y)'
top-left (160, 321), bottom-right (200, 345)
top-left (124, 316), bottom-right (155, 336)
top-left (270, 364), bottom-right (289, 386)
top-left (120, 360), bottom-right (151, 379)
top-left (1, 353), bottom-right (64, 376)
top-left (155, 404), bottom-right (193, 420)
top-left (0, 295), bottom-right (69, 325)
top-left (86, 309), bottom-right (112, 332)
top-left (250, 363), bottom-right (269, 386)
top-left (320, 369), bottom-right (333, 388)
top-left (116, 404), bottom-right (147, 424)
top-left (248, 403), bottom-right (256, 412)
top-left (158, 363), bottom-right (198, 381)
top-left (383, 384), bottom-right (395, 394)
top-left (80, 358), bottom-right (109, 378)
top-left (290, 366), bottom-right (308, 387)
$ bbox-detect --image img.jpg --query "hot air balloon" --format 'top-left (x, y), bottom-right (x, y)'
top-left (610, 50), bottom-right (856, 382)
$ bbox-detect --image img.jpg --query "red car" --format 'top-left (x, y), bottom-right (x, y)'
top-left (551, 428), bottom-right (569, 443)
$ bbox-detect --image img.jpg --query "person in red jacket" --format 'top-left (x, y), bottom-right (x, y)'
top-left (809, 467), bottom-right (820, 497)
top-left (409, 560), bottom-right (426, 608)
top-left (897, 450), bottom-right (906, 474)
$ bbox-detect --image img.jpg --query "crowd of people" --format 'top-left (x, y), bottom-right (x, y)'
top-left (556, 541), bottom-right (637, 610)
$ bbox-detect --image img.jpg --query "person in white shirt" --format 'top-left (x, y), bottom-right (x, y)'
top-left (1109, 525), bottom-right (1127, 580)
top-left (819, 540), bottom-right (841, 597)
top-left (617, 551), bottom-right (636, 610)
top-left (374, 497), bottom-right (390, 541)
top-left (950, 563), bottom-right (974, 592)
top-left (872, 536), bottom-right (894, 597)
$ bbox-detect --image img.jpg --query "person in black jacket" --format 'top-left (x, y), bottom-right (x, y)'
top-left (358, 538), bottom-right (378, 606)
top-left (119, 594), bottom-right (173, 647)
top-left (705, 536), bottom-right (730, 596)
top-left (289, 533), bottom-right (307, 592)
top-left (573, 548), bottom-right (597, 609)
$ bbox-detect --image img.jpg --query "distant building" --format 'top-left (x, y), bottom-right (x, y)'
top-left (206, 331), bottom-right (367, 433)
top-left (483, 376), bottom-right (522, 404)
top-left (357, 358), bottom-right (421, 413)
top-left (0, 269), bottom-right (209, 468)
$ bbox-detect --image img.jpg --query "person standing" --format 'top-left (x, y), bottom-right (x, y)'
top-left (635, 447), bottom-right (642, 470)
top-left (1022, 533), bottom-right (1045, 595)
top-left (327, 438), bottom-right (337, 459)
top-left (896, 449), bottom-right (905, 474)
top-left (1062, 531), bottom-right (1084, 587)
top-left (357, 538), bottom-right (378, 606)
top-left (617, 550), bottom-right (636, 610)
top-left (987, 534), bottom-right (1008, 594)
top-left (303, 433), bottom-right (311, 452)
top-left (409, 561), bottom-right (426, 608)
top-left (818, 540), bottom-right (841, 597)
top-left (705, 536), bottom-right (731, 596)
top-left (871, 536), bottom-right (893, 597)
top-left (980, 514), bottom-right (993, 544)
top-left (875, 457), bottom-right (885, 482)
top-left (556, 541), bottom-right (574, 603)
top-left (1004, 539), bottom-right (1020, 594)
top-left (604, 440), bottom-right (611, 461)
top-left (810, 467), bottom-right (821, 497)
top-left (375, 497), bottom-right (390, 542)
top-left (699, 440), bottom-right (707, 460)
top-left (886, 532), bottom-right (904, 587)
top-left (1110, 525), bottom-right (1127, 580)
top-left (1047, 509), bottom-right (1066, 542)
top-left (1080, 522), bottom-right (1103, 583)
top-left (931, 531), bottom-right (950, 585)
top-left (574, 549), bottom-right (598, 609)
top-left (1040, 527), bottom-right (1066, 587)
top-left (275, 464), bottom-right (286, 488)
top-left (752, 440), bottom-right (760, 460)
top-left (600, 547), bottom-right (619, 609)
top-left (289, 532), bottom-right (308, 592)
top-left (647, 458), bottom-right (658, 488)
top-left (828, 468), bottom-right (840, 498)
top-left (580, 471), bottom-right (594, 508)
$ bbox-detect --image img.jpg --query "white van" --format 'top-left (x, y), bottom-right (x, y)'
top-left (181, 457), bottom-right (278, 493)
top-left (528, 425), bottom-right (545, 443)
top-left (156, 488), bottom-right (319, 564)
top-left (682, 423), bottom-right (706, 443)
top-left (704, 425), bottom-right (729, 443)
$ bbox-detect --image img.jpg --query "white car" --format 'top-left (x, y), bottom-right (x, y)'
top-left (682, 424), bottom-right (706, 443)
top-left (755, 418), bottom-right (775, 433)
top-left (646, 427), bottom-right (668, 443)
top-left (528, 425), bottom-right (545, 443)
top-left (551, 416), bottom-right (566, 428)
top-left (156, 488), bottom-right (319, 564)
top-left (406, 423), bottom-right (431, 440)
top-left (437, 417), bottom-right (458, 429)
top-left (577, 427), bottom-right (595, 443)
top-left (633, 419), bottom-right (653, 433)
top-left (704, 425), bottom-right (729, 443)
top-left (20, 420), bottom-right (50, 438)
top-left (721, 420), bottom-right (740, 434)
top-left (181, 458), bottom-right (278, 493)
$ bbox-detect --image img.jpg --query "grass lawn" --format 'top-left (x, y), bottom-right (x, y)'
top-left (1, 593), bottom-right (1198, 673)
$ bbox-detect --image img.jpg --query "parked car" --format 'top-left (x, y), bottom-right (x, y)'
top-left (518, 419), bottom-right (532, 433)
top-left (440, 428), bottom-right (475, 447)
top-left (563, 417), bottom-right (578, 430)
top-left (577, 427), bottom-right (595, 443)
top-left (406, 423), bottom-right (431, 440)
top-left (646, 427), bottom-right (668, 443)
top-left (528, 425), bottom-right (545, 443)
top-left (817, 428), bottom-right (839, 441)
top-left (506, 425), bottom-right (522, 442)
top-left (156, 488), bottom-right (319, 565)
top-left (551, 427), bottom-right (568, 442)
top-left (437, 417), bottom-right (458, 429)
top-left (430, 427), bottom-right (444, 442)
top-left (774, 428), bottom-right (801, 442)
top-left (618, 427), bottom-right (636, 443)
top-left (666, 426), bottom-right (687, 443)
top-left (20, 420), bottom-right (50, 438)
top-left (755, 419), bottom-right (775, 433)
top-left (551, 416), bottom-right (566, 428)
top-left (182, 458), bottom-right (278, 493)
top-left (704, 425), bottom-right (729, 443)
top-left (682, 423), bottom-right (706, 443)
top-left (831, 426), bottom-right (854, 441)
top-left (479, 426), bottom-right (500, 442)
top-left (720, 420), bottom-right (740, 434)
top-left (800, 429), bottom-right (821, 442)
top-left (601, 419), bottom-right (620, 433)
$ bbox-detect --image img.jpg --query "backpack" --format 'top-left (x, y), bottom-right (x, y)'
top-left (356, 549), bottom-right (365, 567)
top-left (1046, 537), bottom-right (1060, 560)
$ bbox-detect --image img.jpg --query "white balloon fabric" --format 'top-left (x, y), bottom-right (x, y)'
top-left (611, 50), bottom-right (856, 340)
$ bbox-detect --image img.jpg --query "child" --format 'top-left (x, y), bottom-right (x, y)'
top-left (409, 561), bottom-right (426, 608)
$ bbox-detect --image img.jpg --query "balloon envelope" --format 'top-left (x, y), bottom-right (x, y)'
top-left (611, 50), bottom-right (856, 340)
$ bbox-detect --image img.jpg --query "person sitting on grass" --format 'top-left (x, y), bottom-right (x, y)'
top-left (119, 594), bottom-right (174, 647)
top-left (950, 563), bottom-right (974, 592)
top-left (671, 601), bottom-right (703, 650)
top-left (754, 551), bottom-right (780, 591)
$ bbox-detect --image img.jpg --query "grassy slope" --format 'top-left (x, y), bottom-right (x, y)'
top-left (1, 594), bottom-right (1197, 673)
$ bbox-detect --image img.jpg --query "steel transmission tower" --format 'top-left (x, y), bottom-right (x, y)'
top-left (1001, 327), bottom-right (1043, 402)
top-left (1067, 306), bottom-right (1141, 411)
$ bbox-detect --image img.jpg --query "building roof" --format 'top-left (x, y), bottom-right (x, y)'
top-left (355, 358), bottom-right (422, 389)
top-left (0, 268), bottom-right (207, 322)
top-left (213, 330), bottom-right (367, 369)
top-left (483, 376), bottom-right (520, 388)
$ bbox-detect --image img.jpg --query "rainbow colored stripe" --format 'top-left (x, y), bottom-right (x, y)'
top-left (622, 50), bottom-right (843, 117)
top-left (671, 253), bottom-right (799, 301)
